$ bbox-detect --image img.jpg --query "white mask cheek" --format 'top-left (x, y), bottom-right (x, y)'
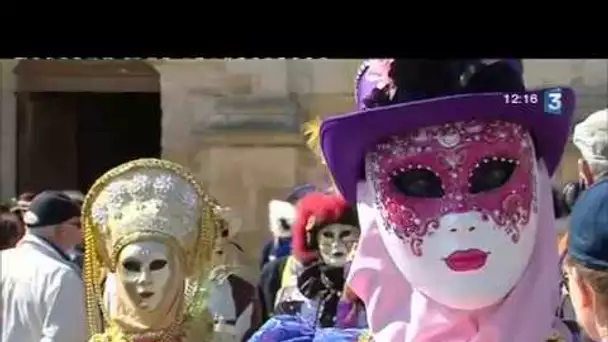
top-left (146, 264), bottom-right (170, 309)
top-left (118, 265), bottom-right (142, 308)
top-left (363, 176), bottom-right (417, 283)
top-left (376, 211), bottom-right (418, 281)
top-left (317, 228), bottom-right (336, 265)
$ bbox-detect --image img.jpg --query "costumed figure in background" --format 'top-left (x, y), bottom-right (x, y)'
top-left (207, 206), bottom-right (262, 341)
top-left (250, 191), bottom-right (363, 340)
top-left (257, 185), bottom-right (318, 319)
top-left (83, 158), bottom-right (225, 342)
top-left (260, 184), bottom-right (317, 269)
top-left (249, 59), bottom-right (578, 341)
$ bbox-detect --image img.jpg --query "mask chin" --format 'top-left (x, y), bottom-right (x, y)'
top-left (323, 255), bottom-right (348, 267)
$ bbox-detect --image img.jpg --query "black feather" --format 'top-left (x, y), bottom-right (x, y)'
top-left (362, 59), bottom-right (525, 109)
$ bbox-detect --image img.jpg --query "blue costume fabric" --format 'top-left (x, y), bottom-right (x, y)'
top-left (251, 260), bottom-right (369, 342)
top-left (247, 315), bottom-right (369, 342)
top-left (260, 237), bottom-right (292, 268)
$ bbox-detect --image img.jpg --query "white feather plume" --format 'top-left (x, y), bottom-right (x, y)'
top-left (268, 200), bottom-right (296, 238)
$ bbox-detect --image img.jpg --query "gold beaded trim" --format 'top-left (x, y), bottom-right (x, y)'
top-left (82, 158), bottom-right (224, 342)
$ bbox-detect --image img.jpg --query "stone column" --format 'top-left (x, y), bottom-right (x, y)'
top-left (0, 60), bottom-right (17, 200)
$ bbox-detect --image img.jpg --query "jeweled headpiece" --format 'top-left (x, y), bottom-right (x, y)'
top-left (83, 158), bottom-right (224, 336)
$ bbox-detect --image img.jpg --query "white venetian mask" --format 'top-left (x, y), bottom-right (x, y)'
top-left (117, 241), bottom-right (172, 311)
top-left (317, 223), bottom-right (360, 267)
top-left (364, 120), bottom-right (539, 310)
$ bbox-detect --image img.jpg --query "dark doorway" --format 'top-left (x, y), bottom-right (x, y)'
top-left (17, 92), bottom-right (162, 194)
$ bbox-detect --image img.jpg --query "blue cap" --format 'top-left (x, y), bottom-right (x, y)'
top-left (285, 184), bottom-right (317, 204)
top-left (568, 179), bottom-right (608, 270)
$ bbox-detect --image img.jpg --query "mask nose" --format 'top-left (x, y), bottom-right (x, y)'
top-left (137, 268), bottom-right (153, 285)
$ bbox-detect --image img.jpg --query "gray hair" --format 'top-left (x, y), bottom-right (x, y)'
top-left (573, 109), bottom-right (608, 179)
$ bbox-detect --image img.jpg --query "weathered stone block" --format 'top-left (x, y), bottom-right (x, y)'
top-left (191, 95), bottom-right (301, 133)
top-left (305, 93), bottom-right (355, 119)
top-left (239, 147), bottom-right (298, 188)
top-left (524, 59), bottom-right (608, 87)
top-left (226, 59), bottom-right (289, 95)
top-left (308, 59), bottom-right (362, 94)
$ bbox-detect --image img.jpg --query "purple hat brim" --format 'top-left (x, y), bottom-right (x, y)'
top-left (320, 88), bottom-right (576, 204)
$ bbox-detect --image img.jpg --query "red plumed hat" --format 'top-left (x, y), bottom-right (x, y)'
top-left (291, 191), bottom-right (358, 264)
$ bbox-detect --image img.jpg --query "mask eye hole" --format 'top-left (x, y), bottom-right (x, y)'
top-left (322, 231), bottom-right (334, 239)
top-left (392, 169), bottom-right (444, 198)
top-left (469, 159), bottom-right (516, 194)
top-left (149, 259), bottom-right (167, 271)
top-left (122, 260), bottom-right (141, 272)
top-left (339, 230), bottom-right (352, 239)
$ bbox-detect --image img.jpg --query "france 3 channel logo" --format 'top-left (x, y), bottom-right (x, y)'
top-left (543, 88), bottom-right (563, 115)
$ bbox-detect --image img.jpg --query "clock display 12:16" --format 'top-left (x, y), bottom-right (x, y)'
top-left (503, 93), bottom-right (538, 104)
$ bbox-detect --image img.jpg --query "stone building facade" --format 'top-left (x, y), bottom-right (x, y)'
top-left (0, 59), bottom-right (605, 263)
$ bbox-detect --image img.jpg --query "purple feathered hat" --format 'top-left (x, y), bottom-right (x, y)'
top-left (319, 59), bottom-right (576, 204)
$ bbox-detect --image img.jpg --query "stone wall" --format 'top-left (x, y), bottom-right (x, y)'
top-left (150, 59), bottom-right (362, 262)
top-left (0, 59), bottom-right (604, 263)
top-left (0, 60), bottom-right (17, 201)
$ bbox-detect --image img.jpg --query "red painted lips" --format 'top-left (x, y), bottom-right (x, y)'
top-left (444, 249), bottom-right (489, 272)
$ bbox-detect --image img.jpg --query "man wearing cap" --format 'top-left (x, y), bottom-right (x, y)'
top-left (552, 108), bottom-right (608, 340)
top-left (1, 191), bottom-right (86, 342)
top-left (574, 108), bottom-right (608, 188)
top-left (563, 177), bottom-right (608, 342)
top-left (557, 108), bottom-right (608, 214)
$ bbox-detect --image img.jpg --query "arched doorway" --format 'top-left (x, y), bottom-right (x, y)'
top-left (14, 60), bottom-right (162, 194)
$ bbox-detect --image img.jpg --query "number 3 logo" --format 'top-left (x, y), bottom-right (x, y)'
top-left (545, 89), bottom-right (563, 115)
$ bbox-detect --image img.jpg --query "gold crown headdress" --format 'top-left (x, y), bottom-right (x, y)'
top-left (82, 158), bottom-right (224, 336)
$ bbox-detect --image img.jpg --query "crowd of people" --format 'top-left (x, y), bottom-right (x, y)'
top-left (2, 59), bottom-right (608, 342)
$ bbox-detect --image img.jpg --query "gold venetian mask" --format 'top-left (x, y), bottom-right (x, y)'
top-left (82, 158), bottom-right (223, 340)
